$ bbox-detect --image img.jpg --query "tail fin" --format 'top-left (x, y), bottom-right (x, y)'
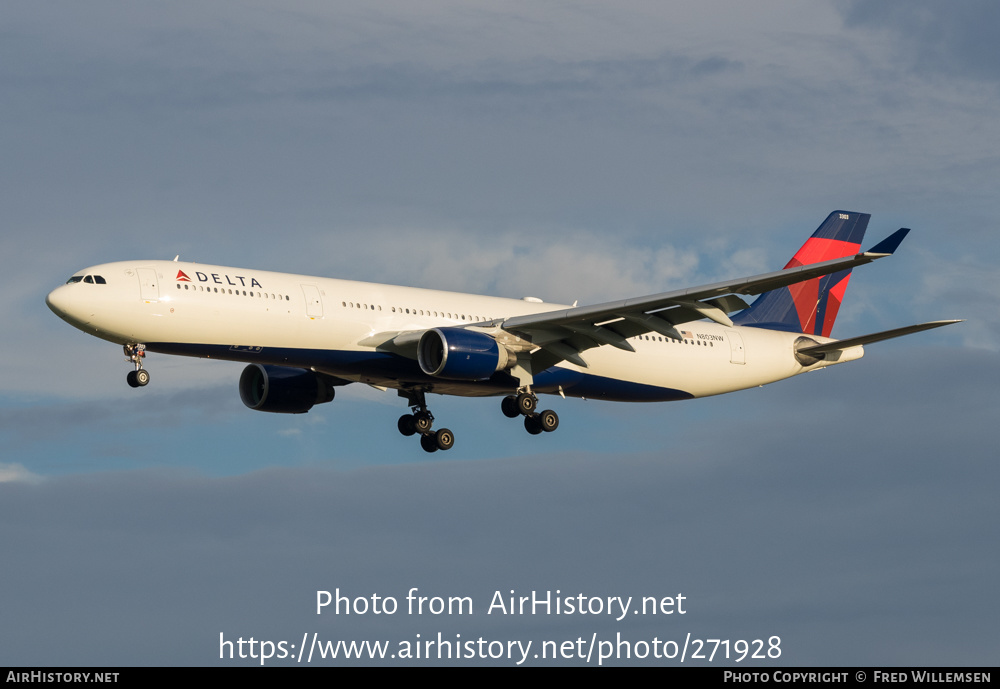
top-left (731, 211), bottom-right (870, 337)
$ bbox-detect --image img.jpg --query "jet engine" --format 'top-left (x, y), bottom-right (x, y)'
top-left (239, 364), bottom-right (336, 414)
top-left (417, 328), bottom-right (513, 381)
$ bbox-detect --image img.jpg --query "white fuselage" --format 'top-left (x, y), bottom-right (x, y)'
top-left (46, 260), bottom-right (862, 401)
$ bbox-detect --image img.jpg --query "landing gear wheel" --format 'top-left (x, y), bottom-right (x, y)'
top-left (413, 411), bottom-right (433, 434)
top-left (434, 428), bottom-right (455, 451)
top-left (524, 414), bottom-right (543, 435)
top-left (516, 392), bottom-right (537, 415)
top-left (124, 344), bottom-right (149, 388)
top-left (538, 409), bottom-right (559, 433)
top-left (501, 396), bottom-right (520, 419)
top-left (401, 389), bottom-right (445, 452)
top-left (398, 414), bottom-right (417, 437)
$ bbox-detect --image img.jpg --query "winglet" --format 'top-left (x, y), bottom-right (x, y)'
top-left (865, 228), bottom-right (910, 256)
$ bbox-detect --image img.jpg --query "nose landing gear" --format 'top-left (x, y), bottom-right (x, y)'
top-left (124, 344), bottom-right (149, 388)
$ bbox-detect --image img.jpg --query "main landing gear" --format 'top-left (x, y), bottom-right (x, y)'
top-left (397, 388), bottom-right (558, 453)
top-left (397, 389), bottom-right (454, 453)
top-left (501, 391), bottom-right (559, 435)
top-left (124, 343), bottom-right (150, 388)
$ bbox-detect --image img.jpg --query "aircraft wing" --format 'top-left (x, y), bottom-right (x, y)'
top-left (498, 229), bottom-right (911, 370)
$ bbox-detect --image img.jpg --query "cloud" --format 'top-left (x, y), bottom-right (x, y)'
top-left (916, 256), bottom-right (999, 349)
top-left (0, 463), bottom-right (42, 484)
top-left (311, 223), bottom-right (702, 305)
top-left (838, 0), bottom-right (1000, 84)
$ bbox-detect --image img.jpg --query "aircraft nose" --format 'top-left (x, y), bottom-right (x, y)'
top-left (45, 284), bottom-right (71, 316)
top-left (45, 284), bottom-right (86, 326)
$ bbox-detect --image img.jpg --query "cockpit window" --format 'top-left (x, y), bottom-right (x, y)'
top-left (68, 275), bottom-right (106, 284)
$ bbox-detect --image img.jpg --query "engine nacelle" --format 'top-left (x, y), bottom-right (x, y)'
top-left (239, 364), bottom-right (336, 414)
top-left (417, 328), bottom-right (512, 381)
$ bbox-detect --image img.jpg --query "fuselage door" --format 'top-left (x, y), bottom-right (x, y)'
top-left (302, 284), bottom-right (323, 319)
top-left (138, 268), bottom-right (160, 302)
top-left (725, 329), bottom-right (746, 365)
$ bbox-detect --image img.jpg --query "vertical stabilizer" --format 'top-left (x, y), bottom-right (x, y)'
top-left (731, 211), bottom-right (869, 336)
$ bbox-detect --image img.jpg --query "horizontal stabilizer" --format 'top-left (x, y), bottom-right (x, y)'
top-left (796, 320), bottom-right (963, 357)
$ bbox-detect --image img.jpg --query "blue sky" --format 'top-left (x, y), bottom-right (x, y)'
top-left (1, 0), bottom-right (996, 666)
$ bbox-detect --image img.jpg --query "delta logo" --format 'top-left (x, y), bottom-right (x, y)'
top-left (175, 269), bottom-right (263, 289)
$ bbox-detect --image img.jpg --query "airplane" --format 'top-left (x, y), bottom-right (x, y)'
top-left (46, 211), bottom-right (959, 452)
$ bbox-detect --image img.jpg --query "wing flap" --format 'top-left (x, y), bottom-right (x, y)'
top-left (562, 322), bottom-right (636, 351)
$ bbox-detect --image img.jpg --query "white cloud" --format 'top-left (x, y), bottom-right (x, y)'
top-left (0, 463), bottom-right (43, 484)
top-left (916, 255), bottom-right (999, 350)
top-left (313, 223), bottom-right (701, 305)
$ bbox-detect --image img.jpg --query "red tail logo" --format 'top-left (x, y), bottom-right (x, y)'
top-left (176, 270), bottom-right (192, 282)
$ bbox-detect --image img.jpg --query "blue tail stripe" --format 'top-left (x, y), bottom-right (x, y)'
top-left (811, 211), bottom-right (870, 244)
